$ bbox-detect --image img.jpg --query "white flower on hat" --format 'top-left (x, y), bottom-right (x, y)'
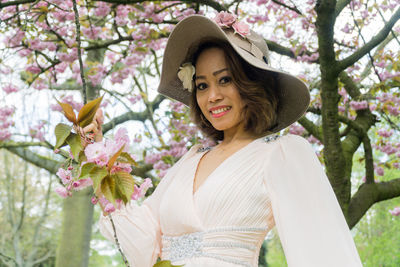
top-left (177, 62), bottom-right (195, 92)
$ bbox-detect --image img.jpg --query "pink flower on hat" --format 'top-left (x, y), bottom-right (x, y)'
top-left (214, 11), bottom-right (237, 27)
top-left (232, 21), bottom-right (250, 37)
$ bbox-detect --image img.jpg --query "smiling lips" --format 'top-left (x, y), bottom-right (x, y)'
top-left (209, 106), bottom-right (232, 118)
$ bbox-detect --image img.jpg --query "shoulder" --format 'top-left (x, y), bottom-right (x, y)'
top-left (260, 133), bottom-right (311, 150)
top-left (258, 133), bottom-right (316, 163)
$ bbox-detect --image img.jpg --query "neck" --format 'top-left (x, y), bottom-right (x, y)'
top-left (220, 127), bottom-right (257, 147)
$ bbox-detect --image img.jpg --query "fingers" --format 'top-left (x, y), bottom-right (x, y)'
top-left (95, 108), bottom-right (104, 126)
top-left (83, 122), bottom-right (98, 135)
top-left (81, 109), bottom-right (104, 144)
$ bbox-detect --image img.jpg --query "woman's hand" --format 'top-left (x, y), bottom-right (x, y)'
top-left (82, 108), bottom-right (104, 146)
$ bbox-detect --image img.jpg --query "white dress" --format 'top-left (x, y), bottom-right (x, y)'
top-left (99, 134), bottom-right (363, 266)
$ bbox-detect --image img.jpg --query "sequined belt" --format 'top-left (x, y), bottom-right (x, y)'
top-left (161, 226), bottom-right (266, 267)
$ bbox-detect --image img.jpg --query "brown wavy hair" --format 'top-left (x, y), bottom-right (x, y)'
top-left (188, 39), bottom-right (279, 141)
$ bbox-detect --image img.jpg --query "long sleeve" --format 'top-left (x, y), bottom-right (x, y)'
top-left (263, 135), bottom-right (363, 267)
top-left (98, 145), bottom-right (200, 267)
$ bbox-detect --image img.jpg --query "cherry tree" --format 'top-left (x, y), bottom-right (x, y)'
top-left (0, 0), bottom-right (399, 265)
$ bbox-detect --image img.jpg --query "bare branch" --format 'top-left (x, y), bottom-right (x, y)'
top-left (337, 8), bottom-right (400, 72)
top-left (86, 32), bottom-right (169, 51)
top-left (0, 0), bottom-right (36, 9)
top-left (298, 116), bottom-right (323, 142)
top-left (348, 178), bottom-right (400, 228)
top-left (271, 0), bottom-right (302, 15)
top-left (4, 147), bottom-right (61, 174)
top-left (359, 32), bottom-right (397, 81)
top-left (102, 94), bottom-right (165, 133)
top-left (0, 141), bottom-right (52, 149)
top-left (362, 134), bottom-right (374, 184)
top-left (339, 71), bottom-right (360, 98)
top-left (266, 39), bottom-right (317, 62)
top-left (0, 251), bottom-right (17, 266)
top-left (72, 0), bottom-right (88, 103)
top-left (92, 0), bottom-right (225, 12)
top-left (334, 0), bottom-right (351, 17)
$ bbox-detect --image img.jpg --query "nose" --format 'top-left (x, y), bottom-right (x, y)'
top-left (207, 83), bottom-right (223, 103)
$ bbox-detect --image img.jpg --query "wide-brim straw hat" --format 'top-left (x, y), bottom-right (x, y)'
top-left (157, 14), bottom-right (310, 134)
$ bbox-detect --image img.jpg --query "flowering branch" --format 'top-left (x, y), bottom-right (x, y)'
top-left (334, 0), bottom-right (352, 17)
top-left (71, 0), bottom-right (88, 103)
top-left (109, 215), bottom-right (131, 267)
top-left (91, 0), bottom-right (225, 12)
top-left (102, 94), bottom-right (165, 133)
top-left (337, 7), bottom-right (400, 73)
top-left (0, 0), bottom-right (36, 9)
top-left (6, 146), bottom-right (61, 174)
top-left (270, 0), bottom-right (302, 16)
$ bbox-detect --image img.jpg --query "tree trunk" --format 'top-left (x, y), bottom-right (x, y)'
top-left (55, 188), bottom-right (94, 267)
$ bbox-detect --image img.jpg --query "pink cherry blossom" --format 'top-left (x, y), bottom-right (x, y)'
top-left (73, 178), bottom-right (93, 190)
top-left (387, 105), bottom-right (399, 116)
top-left (114, 128), bottom-right (130, 149)
top-left (57, 167), bottom-right (72, 185)
top-left (18, 49), bottom-right (32, 57)
top-left (0, 106), bottom-right (15, 117)
top-left (389, 207), bottom-right (400, 216)
top-left (55, 187), bottom-right (70, 198)
top-left (375, 166), bottom-right (384, 176)
top-left (232, 21), bottom-right (250, 37)
top-left (50, 104), bottom-right (63, 112)
top-left (2, 83), bottom-right (18, 94)
top-left (26, 65), bottom-right (41, 74)
top-left (55, 62), bottom-right (68, 73)
top-left (377, 129), bottom-right (393, 138)
top-left (289, 124), bottom-right (305, 135)
top-left (104, 203), bottom-right (116, 213)
top-left (85, 142), bottom-right (108, 164)
top-left (214, 11), bottom-right (237, 27)
top-left (82, 26), bottom-right (102, 40)
top-left (6, 29), bottom-right (25, 47)
top-left (91, 196), bottom-right (98, 205)
top-left (285, 28), bottom-right (295, 38)
top-left (94, 2), bottom-right (111, 17)
top-left (350, 100), bottom-right (368, 110)
top-left (0, 129), bottom-right (12, 141)
top-left (128, 94), bottom-right (142, 104)
top-left (131, 178), bottom-right (153, 200)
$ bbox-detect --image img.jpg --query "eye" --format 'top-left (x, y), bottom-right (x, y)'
top-left (219, 76), bottom-right (232, 84)
top-left (196, 82), bottom-right (208, 91)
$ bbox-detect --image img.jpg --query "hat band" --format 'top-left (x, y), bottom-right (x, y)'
top-left (225, 31), bottom-right (265, 63)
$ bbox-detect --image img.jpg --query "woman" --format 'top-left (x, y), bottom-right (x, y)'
top-left (96, 13), bottom-right (363, 267)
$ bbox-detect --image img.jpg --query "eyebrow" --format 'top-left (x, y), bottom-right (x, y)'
top-left (195, 68), bottom-right (229, 80)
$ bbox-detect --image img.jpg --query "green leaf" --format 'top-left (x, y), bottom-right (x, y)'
top-left (54, 123), bottom-right (72, 149)
top-left (135, 46), bottom-right (148, 53)
top-left (66, 133), bottom-right (83, 160)
top-left (38, 14), bottom-right (46, 22)
top-left (79, 162), bottom-right (96, 179)
top-left (161, 155), bottom-right (175, 166)
top-left (78, 150), bottom-right (87, 163)
top-left (90, 166), bottom-right (108, 191)
top-left (77, 96), bottom-right (103, 128)
top-left (110, 62), bottom-right (125, 72)
top-left (101, 176), bottom-right (116, 204)
top-left (107, 144), bottom-right (125, 172)
top-left (57, 100), bottom-right (77, 124)
top-left (113, 172), bottom-right (135, 204)
top-left (117, 152), bottom-right (137, 166)
top-left (153, 260), bottom-right (184, 267)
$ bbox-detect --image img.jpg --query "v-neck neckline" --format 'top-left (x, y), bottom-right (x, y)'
top-left (191, 137), bottom-right (262, 197)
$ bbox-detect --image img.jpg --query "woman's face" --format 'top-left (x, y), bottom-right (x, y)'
top-left (195, 47), bottom-right (246, 134)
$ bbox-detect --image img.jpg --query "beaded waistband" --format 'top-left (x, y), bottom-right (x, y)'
top-left (161, 226), bottom-right (266, 267)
